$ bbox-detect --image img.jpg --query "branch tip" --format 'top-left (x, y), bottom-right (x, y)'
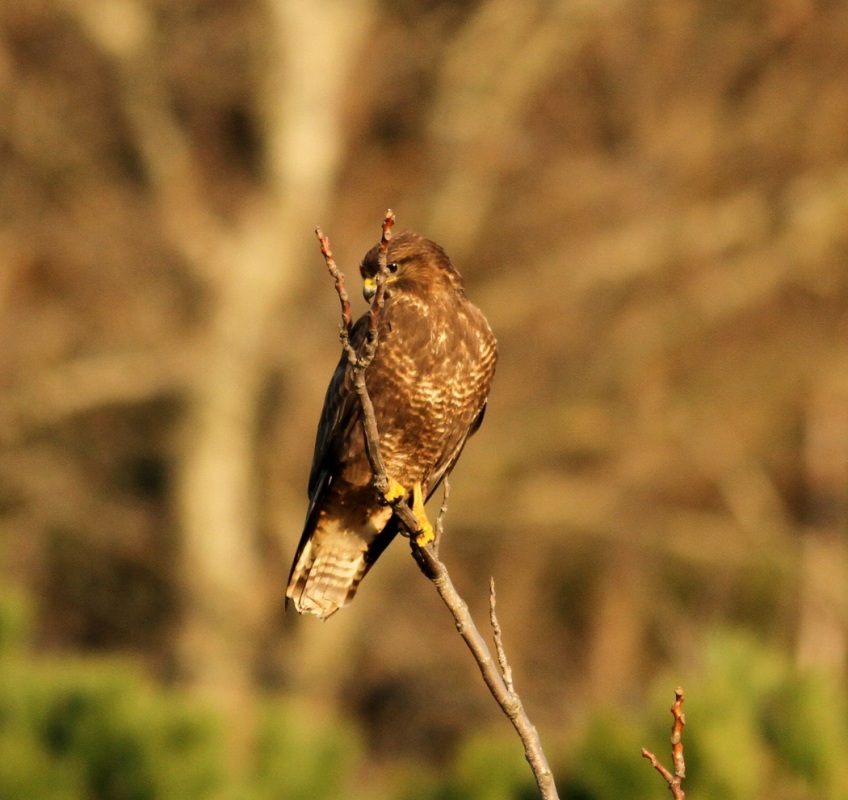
top-left (315, 226), bottom-right (353, 335)
top-left (489, 577), bottom-right (515, 693)
top-left (642, 688), bottom-right (686, 799)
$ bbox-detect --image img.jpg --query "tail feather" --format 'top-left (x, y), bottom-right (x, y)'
top-left (286, 533), bottom-right (369, 619)
top-left (287, 491), bottom-right (402, 619)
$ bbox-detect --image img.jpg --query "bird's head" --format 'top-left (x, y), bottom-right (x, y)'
top-left (359, 231), bottom-right (463, 302)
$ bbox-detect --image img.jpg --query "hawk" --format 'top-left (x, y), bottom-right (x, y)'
top-left (286, 230), bottom-right (498, 619)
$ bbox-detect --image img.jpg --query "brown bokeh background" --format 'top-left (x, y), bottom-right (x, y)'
top-left (3, 0), bottom-right (848, 789)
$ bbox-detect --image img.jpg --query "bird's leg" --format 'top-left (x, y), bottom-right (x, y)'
top-left (412, 481), bottom-right (435, 547)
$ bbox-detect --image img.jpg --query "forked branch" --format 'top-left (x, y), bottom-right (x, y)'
top-left (642, 687), bottom-right (686, 799)
top-left (314, 214), bottom-right (559, 800)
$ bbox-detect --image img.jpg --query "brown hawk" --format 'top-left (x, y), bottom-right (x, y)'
top-left (286, 230), bottom-right (498, 619)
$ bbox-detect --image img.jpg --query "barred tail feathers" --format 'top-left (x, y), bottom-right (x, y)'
top-left (286, 531), bottom-right (370, 619)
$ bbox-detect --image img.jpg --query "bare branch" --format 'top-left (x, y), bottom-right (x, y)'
top-left (354, 373), bottom-right (390, 498)
top-left (314, 216), bottom-right (559, 800)
top-left (670, 687), bottom-right (686, 783)
top-left (363, 209), bottom-right (395, 361)
top-left (315, 226), bottom-right (353, 335)
top-left (0, 346), bottom-right (193, 444)
top-left (433, 476), bottom-right (450, 555)
top-left (641, 749), bottom-right (675, 788)
top-left (413, 544), bottom-right (558, 799)
top-left (642, 687), bottom-right (686, 800)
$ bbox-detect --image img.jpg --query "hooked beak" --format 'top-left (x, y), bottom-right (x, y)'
top-left (362, 276), bottom-right (377, 302)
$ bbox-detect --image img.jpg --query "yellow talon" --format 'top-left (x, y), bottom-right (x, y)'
top-left (415, 521), bottom-right (435, 547)
top-left (384, 478), bottom-right (406, 503)
top-left (412, 482), bottom-right (435, 547)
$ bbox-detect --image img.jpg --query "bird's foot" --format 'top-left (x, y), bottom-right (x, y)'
top-left (412, 481), bottom-right (435, 547)
top-left (383, 478), bottom-right (406, 504)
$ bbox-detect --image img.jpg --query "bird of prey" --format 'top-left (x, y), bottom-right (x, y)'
top-left (286, 231), bottom-right (497, 619)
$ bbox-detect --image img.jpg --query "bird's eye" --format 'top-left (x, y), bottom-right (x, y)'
top-left (387, 262), bottom-right (399, 274)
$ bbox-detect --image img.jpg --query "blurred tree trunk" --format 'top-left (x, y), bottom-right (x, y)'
top-left (172, 0), bottom-right (374, 753)
top-left (796, 366), bottom-right (848, 673)
top-left (584, 548), bottom-right (646, 704)
top-left (71, 0), bottom-right (375, 763)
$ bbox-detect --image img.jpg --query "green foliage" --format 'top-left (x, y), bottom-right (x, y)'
top-left (0, 588), bottom-right (29, 656)
top-left (0, 594), bottom-right (362, 800)
top-left (561, 631), bottom-right (848, 800)
top-left (396, 732), bottom-right (538, 800)
top-left (0, 656), bottom-right (223, 800)
top-left (4, 582), bottom-right (848, 800)
top-left (549, 631), bottom-right (848, 800)
top-left (251, 699), bottom-right (361, 800)
top-left (446, 732), bottom-right (538, 800)
top-left (559, 714), bottom-right (657, 800)
top-left (762, 674), bottom-right (848, 795)
top-left (684, 632), bottom-right (848, 800)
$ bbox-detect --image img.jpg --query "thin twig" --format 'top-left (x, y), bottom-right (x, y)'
top-left (489, 578), bottom-right (515, 693)
top-left (353, 373), bottom-right (390, 497)
top-left (642, 687), bottom-right (686, 800)
top-left (433, 476), bottom-right (450, 556)
top-left (362, 210), bottom-right (395, 365)
top-left (315, 227), bottom-right (353, 335)
top-left (314, 216), bottom-right (559, 800)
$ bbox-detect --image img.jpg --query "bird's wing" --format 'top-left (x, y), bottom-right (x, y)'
top-left (286, 317), bottom-right (370, 599)
top-left (424, 400), bottom-right (487, 501)
top-left (305, 314), bottom-right (370, 509)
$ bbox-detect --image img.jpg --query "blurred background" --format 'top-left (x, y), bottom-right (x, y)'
top-left (3, 0), bottom-right (848, 797)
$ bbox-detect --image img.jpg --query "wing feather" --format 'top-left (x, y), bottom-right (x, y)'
top-left (287, 316), bottom-right (369, 593)
top-left (306, 316), bottom-right (370, 501)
